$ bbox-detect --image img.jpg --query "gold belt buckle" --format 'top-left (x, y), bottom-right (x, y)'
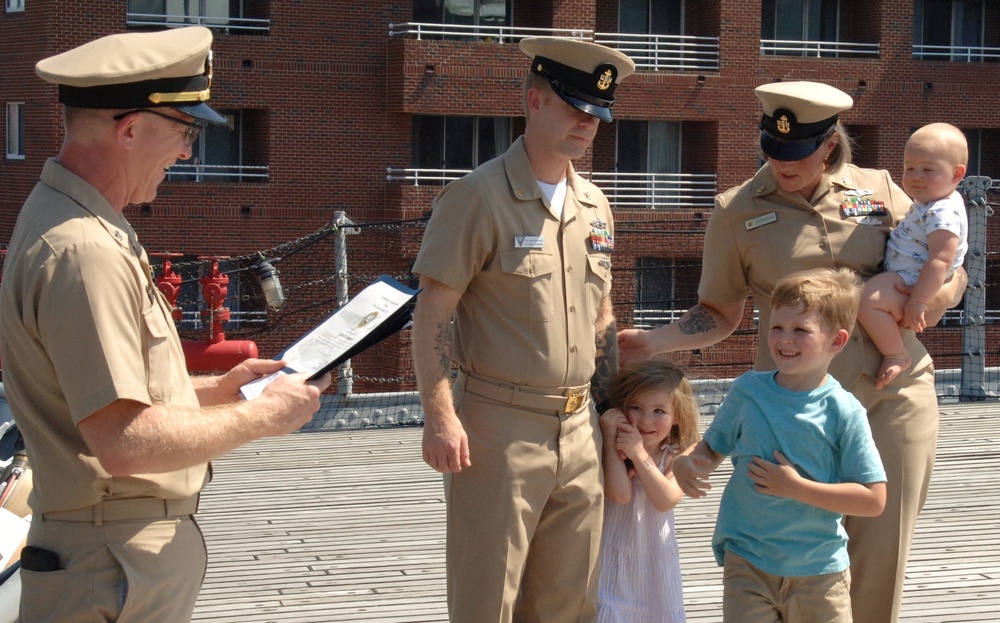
top-left (563, 392), bottom-right (586, 414)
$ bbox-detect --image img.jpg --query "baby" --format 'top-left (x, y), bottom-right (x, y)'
top-left (858, 122), bottom-right (968, 388)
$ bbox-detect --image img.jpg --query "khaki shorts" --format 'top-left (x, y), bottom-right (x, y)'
top-left (722, 552), bottom-right (852, 623)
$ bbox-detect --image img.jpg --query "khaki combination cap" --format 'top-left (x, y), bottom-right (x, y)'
top-left (755, 81), bottom-right (853, 161)
top-left (520, 37), bottom-right (636, 122)
top-left (35, 27), bottom-right (225, 126)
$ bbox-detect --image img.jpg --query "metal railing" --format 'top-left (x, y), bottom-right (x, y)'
top-left (177, 309), bottom-right (269, 331)
top-left (760, 39), bottom-right (880, 57)
top-left (166, 164), bottom-right (269, 183)
top-left (632, 308), bottom-right (686, 329)
top-left (594, 32), bottom-right (720, 71)
top-left (912, 44), bottom-right (1000, 62)
top-left (588, 172), bottom-right (717, 209)
top-left (389, 24), bottom-right (719, 72)
top-left (386, 167), bottom-right (467, 184)
top-left (126, 11), bottom-right (271, 32)
top-left (387, 168), bottom-right (716, 209)
top-left (388, 22), bottom-right (590, 43)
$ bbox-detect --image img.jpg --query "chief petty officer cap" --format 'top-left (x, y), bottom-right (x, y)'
top-left (520, 37), bottom-right (636, 123)
top-left (755, 81), bottom-right (853, 162)
top-left (35, 26), bottom-right (226, 127)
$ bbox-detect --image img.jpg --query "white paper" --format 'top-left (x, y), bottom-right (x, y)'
top-left (240, 277), bottom-right (416, 400)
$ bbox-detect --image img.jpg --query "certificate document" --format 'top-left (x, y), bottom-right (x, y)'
top-left (240, 275), bottom-right (419, 400)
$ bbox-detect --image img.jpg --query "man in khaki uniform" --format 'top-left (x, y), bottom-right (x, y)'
top-left (412, 38), bottom-right (634, 622)
top-left (0, 28), bottom-right (330, 622)
top-left (619, 81), bottom-right (966, 623)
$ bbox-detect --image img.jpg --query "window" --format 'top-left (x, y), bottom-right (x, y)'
top-left (761, 0), bottom-right (839, 55)
top-left (6, 102), bottom-right (24, 160)
top-left (412, 115), bottom-right (512, 173)
top-left (618, 121), bottom-right (681, 174)
top-left (413, 0), bottom-right (511, 38)
top-left (615, 120), bottom-right (681, 208)
top-left (914, 0), bottom-right (986, 61)
top-left (6, 0), bottom-right (24, 12)
top-left (634, 257), bottom-right (700, 327)
top-left (168, 110), bottom-right (268, 183)
top-left (964, 128), bottom-right (981, 176)
top-left (127, 0), bottom-right (269, 32)
top-left (619, 0), bottom-right (682, 36)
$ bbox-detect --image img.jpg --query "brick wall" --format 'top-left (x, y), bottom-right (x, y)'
top-left (1, 0), bottom-right (998, 385)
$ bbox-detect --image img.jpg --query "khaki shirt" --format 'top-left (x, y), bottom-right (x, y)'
top-left (699, 161), bottom-right (923, 388)
top-left (0, 159), bottom-right (207, 514)
top-left (413, 136), bottom-right (613, 388)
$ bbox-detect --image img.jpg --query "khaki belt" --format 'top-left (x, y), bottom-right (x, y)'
top-left (457, 370), bottom-right (590, 415)
top-left (42, 496), bottom-right (199, 526)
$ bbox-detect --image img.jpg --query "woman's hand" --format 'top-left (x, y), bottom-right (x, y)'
top-left (617, 328), bottom-right (655, 364)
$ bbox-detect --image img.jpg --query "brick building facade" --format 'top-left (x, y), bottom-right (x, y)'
top-left (2, 0), bottom-right (998, 386)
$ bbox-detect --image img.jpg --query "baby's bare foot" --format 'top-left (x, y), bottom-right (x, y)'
top-left (876, 353), bottom-right (912, 389)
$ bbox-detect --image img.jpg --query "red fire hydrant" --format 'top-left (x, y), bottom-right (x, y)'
top-left (150, 252), bottom-right (183, 322)
top-left (153, 254), bottom-right (258, 373)
top-left (199, 256), bottom-right (231, 344)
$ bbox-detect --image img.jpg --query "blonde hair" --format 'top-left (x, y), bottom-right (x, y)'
top-left (906, 122), bottom-right (969, 168)
top-left (827, 121), bottom-right (854, 169)
top-left (609, 359), bottom-right (700, 450)
top-left (771, 267), bottom-right (862, 332)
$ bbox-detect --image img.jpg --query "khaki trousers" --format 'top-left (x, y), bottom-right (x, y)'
top-left (844, 351), bottom-right (938, 623)
top-left (445, 384), bottom-right (604, 623)
top-left (20, 514), bottom-right (206, 622)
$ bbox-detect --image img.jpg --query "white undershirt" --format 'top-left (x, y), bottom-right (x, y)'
top-left (536, 179), bottom-right (567, 220)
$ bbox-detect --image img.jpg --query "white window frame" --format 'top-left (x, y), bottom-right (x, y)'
top-left (6, 102), bottom-right (25, 160)
top-left (6, 0), bottom-right (25, 12)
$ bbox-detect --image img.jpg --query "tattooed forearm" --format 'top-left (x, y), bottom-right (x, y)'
top-left (678, 304), bottom-right (717, 336)
top-left (434, 321), bottom-right (453, 376)
top-left (591, 318), bottom-right (619, 407)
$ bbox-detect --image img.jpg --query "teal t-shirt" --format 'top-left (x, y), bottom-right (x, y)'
top-left (704, 371), bottom-right (886, 577)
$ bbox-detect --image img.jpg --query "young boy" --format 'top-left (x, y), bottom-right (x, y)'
top-left (673, 268), bottom-right (886, 623)
top-left (858, 122), bottom-right (969, 388)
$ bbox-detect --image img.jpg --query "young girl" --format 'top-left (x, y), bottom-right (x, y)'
top-left (597, 359), bottom-right (701, 623)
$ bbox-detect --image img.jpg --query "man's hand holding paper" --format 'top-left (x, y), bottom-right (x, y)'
top-left (239, 276), bottom-right (419, 400)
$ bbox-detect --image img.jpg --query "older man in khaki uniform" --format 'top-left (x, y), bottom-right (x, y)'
top-left (0, 28), bottom-right (329, 622)
top-left (619, 81), bottom-right (966, 623)
top-left (412, 38), bottom-right (635, 623)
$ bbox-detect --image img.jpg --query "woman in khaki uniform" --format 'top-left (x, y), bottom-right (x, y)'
top-left (618, 81), bottom-right (966, 623)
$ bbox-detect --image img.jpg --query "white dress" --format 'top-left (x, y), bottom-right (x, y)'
top-left (597, 448), bottom-right (687, 623)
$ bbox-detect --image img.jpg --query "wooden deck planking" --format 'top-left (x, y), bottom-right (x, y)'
top-left (192, 402), bottom-right (1000, 622)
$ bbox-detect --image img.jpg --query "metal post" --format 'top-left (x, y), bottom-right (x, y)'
top-left (334, 211), bottom-right (355, 397)
top-left (958, 177), bottom-right (992, 401)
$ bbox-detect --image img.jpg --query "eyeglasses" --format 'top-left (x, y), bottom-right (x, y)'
top-left (112, 109), bottom-right (202, 146)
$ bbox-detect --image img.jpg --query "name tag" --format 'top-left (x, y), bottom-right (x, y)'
top-left (515, 235), bottom-right (545, 249)
top-left (745, 212), bottom-right (777, 231)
